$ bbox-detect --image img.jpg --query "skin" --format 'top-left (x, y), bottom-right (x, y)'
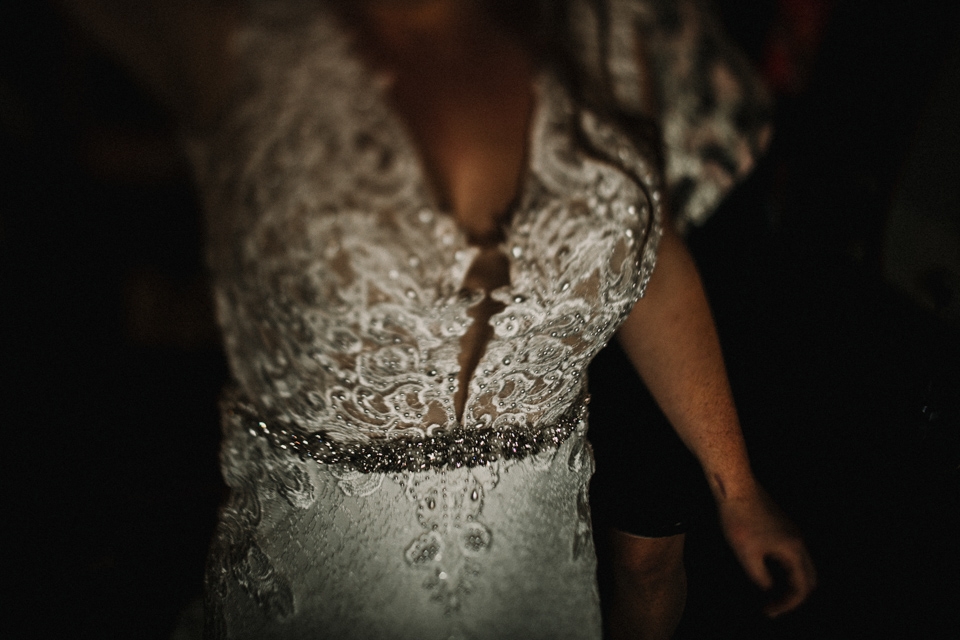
top-left (616, 227), bottom-right (817, 633)
top-left (359, 3), bottom-right (816, 634)
top-left (63, 0), bottom-right (816, 635)
top-left (608, 530), bottom-right (688, 640)
top-left (350, 0), bottom-right (535, 421)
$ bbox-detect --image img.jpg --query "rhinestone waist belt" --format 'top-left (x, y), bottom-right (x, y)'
top-left (224, 388), bottom-right (590, 474)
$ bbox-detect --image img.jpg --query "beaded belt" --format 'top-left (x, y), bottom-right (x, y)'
top-left (224, 388), bottom-right (589, 474)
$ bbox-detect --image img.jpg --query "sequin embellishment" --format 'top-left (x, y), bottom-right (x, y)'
top-left (226, 387), bottom-right (589, 474)
top-left (392, 466), bottom-right (501, 614)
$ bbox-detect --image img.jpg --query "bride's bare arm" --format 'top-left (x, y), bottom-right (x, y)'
top-left (617, 225), bottom-right (816, 616)
top-left (57, 0), bottom-right (239, 127)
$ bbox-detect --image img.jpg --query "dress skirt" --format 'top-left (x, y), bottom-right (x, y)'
top-left (204, 410), bottom-right (603, 640)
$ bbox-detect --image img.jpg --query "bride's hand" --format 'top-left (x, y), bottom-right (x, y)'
top-left (717, 485), bottom-right (817, 618)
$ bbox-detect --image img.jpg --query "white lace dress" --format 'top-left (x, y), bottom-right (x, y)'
top-left (188, 3), bottom-right (665, 638)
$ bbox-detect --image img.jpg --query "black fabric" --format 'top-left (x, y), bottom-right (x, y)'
top-left (587, 339), bottom-right (708, 537)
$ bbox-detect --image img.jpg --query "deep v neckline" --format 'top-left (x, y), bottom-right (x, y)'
top-left (399, 82), bottom-right (545, 252)
top-left (205, 0), bottom-right (662, 450)
top-left (366, 66), bottom-right (545, 422)
top-left (331, 5), bottom-right (545, 251)
top-left (331, 7), bottom-right (549, 422)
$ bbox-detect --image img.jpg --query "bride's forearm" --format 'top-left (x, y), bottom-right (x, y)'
top-left (618, 228), bottom-right (817, 611)
top-left (616, 225), bottom-right (757, 502)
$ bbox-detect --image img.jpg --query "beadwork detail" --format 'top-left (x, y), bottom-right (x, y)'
top-left (193, 6), bottom-right (662, 462)
top-left (226, 387), bottom-right (590, 474)
top-left (185, 2), bottom-right (726, 634)
top-left (391, 465), bottom-right (502, 615)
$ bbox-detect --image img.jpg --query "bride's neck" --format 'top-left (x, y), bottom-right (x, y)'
top-left (360, 0), bottom-right (476, 33)
top-left (349, 0), bottom-right (496, 64)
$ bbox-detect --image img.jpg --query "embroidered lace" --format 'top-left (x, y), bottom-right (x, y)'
top-left (188, 2), bottom-right (673, 637)
top-left (192, 4), bottom-right (662, 460)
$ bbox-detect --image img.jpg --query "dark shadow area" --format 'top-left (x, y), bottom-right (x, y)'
top-left (3, 1), bottom-right (957, 638)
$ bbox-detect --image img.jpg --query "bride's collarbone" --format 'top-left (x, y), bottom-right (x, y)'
top-left (386, 61), bottom-right (535, 245)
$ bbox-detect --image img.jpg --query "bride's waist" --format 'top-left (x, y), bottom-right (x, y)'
top-left (221, 386), bottom-right (589, 474)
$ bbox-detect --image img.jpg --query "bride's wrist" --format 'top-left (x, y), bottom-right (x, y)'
top-left (706, 468), bottom-right (760, 504)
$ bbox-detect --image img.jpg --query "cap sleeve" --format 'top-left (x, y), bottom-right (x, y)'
top-left (565, 0), bottom-right (773, 232)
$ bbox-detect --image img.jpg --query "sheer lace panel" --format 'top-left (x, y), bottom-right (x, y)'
top-left (456, 245), bottom-right (511, 422)
top-left (189, 3), bottom-right (662, 450)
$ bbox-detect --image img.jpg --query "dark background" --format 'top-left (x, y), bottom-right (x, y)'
top-left (2, 1), bottom-right (958, 638)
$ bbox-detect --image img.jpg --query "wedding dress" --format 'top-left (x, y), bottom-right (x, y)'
top-left (185, 1), bottom-right (768, 638)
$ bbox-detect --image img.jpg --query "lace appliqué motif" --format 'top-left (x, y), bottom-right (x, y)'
top-left (391, 466), bottom-right (500, 614)
top-left (195, 7), bottom-right (663, 457)
top-left (193, 4), bottom-right (661, 632)
top-left (205, 428), bottom-right (314, 637)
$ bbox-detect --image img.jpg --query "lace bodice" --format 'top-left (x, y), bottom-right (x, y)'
top-left (186, 4), bottom-right (773, 636)
top-left (188, 2), bottom-right (662, 467)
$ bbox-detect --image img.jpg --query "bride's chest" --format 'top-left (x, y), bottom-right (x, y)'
top-left (192, 13), bottom-right (662, 434)
top-left (199, 23), bottom-right (661, 321)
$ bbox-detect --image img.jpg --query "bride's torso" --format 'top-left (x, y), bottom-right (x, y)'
top-left (188, 1), bottom-right (662, 464)
top-left (350, 1), bottom-right (538, 422)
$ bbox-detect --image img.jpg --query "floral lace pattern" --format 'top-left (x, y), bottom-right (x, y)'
top-left (392, 466), bottom-right (498, 614)
top-left (190, 2), bottom-right (668, 637)
top-left (206, 404), bottom-right (601, 639)
top-left (189, 3), bottom-right (661, 461)
top-left (205, 418), bottom-right (307, 638)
